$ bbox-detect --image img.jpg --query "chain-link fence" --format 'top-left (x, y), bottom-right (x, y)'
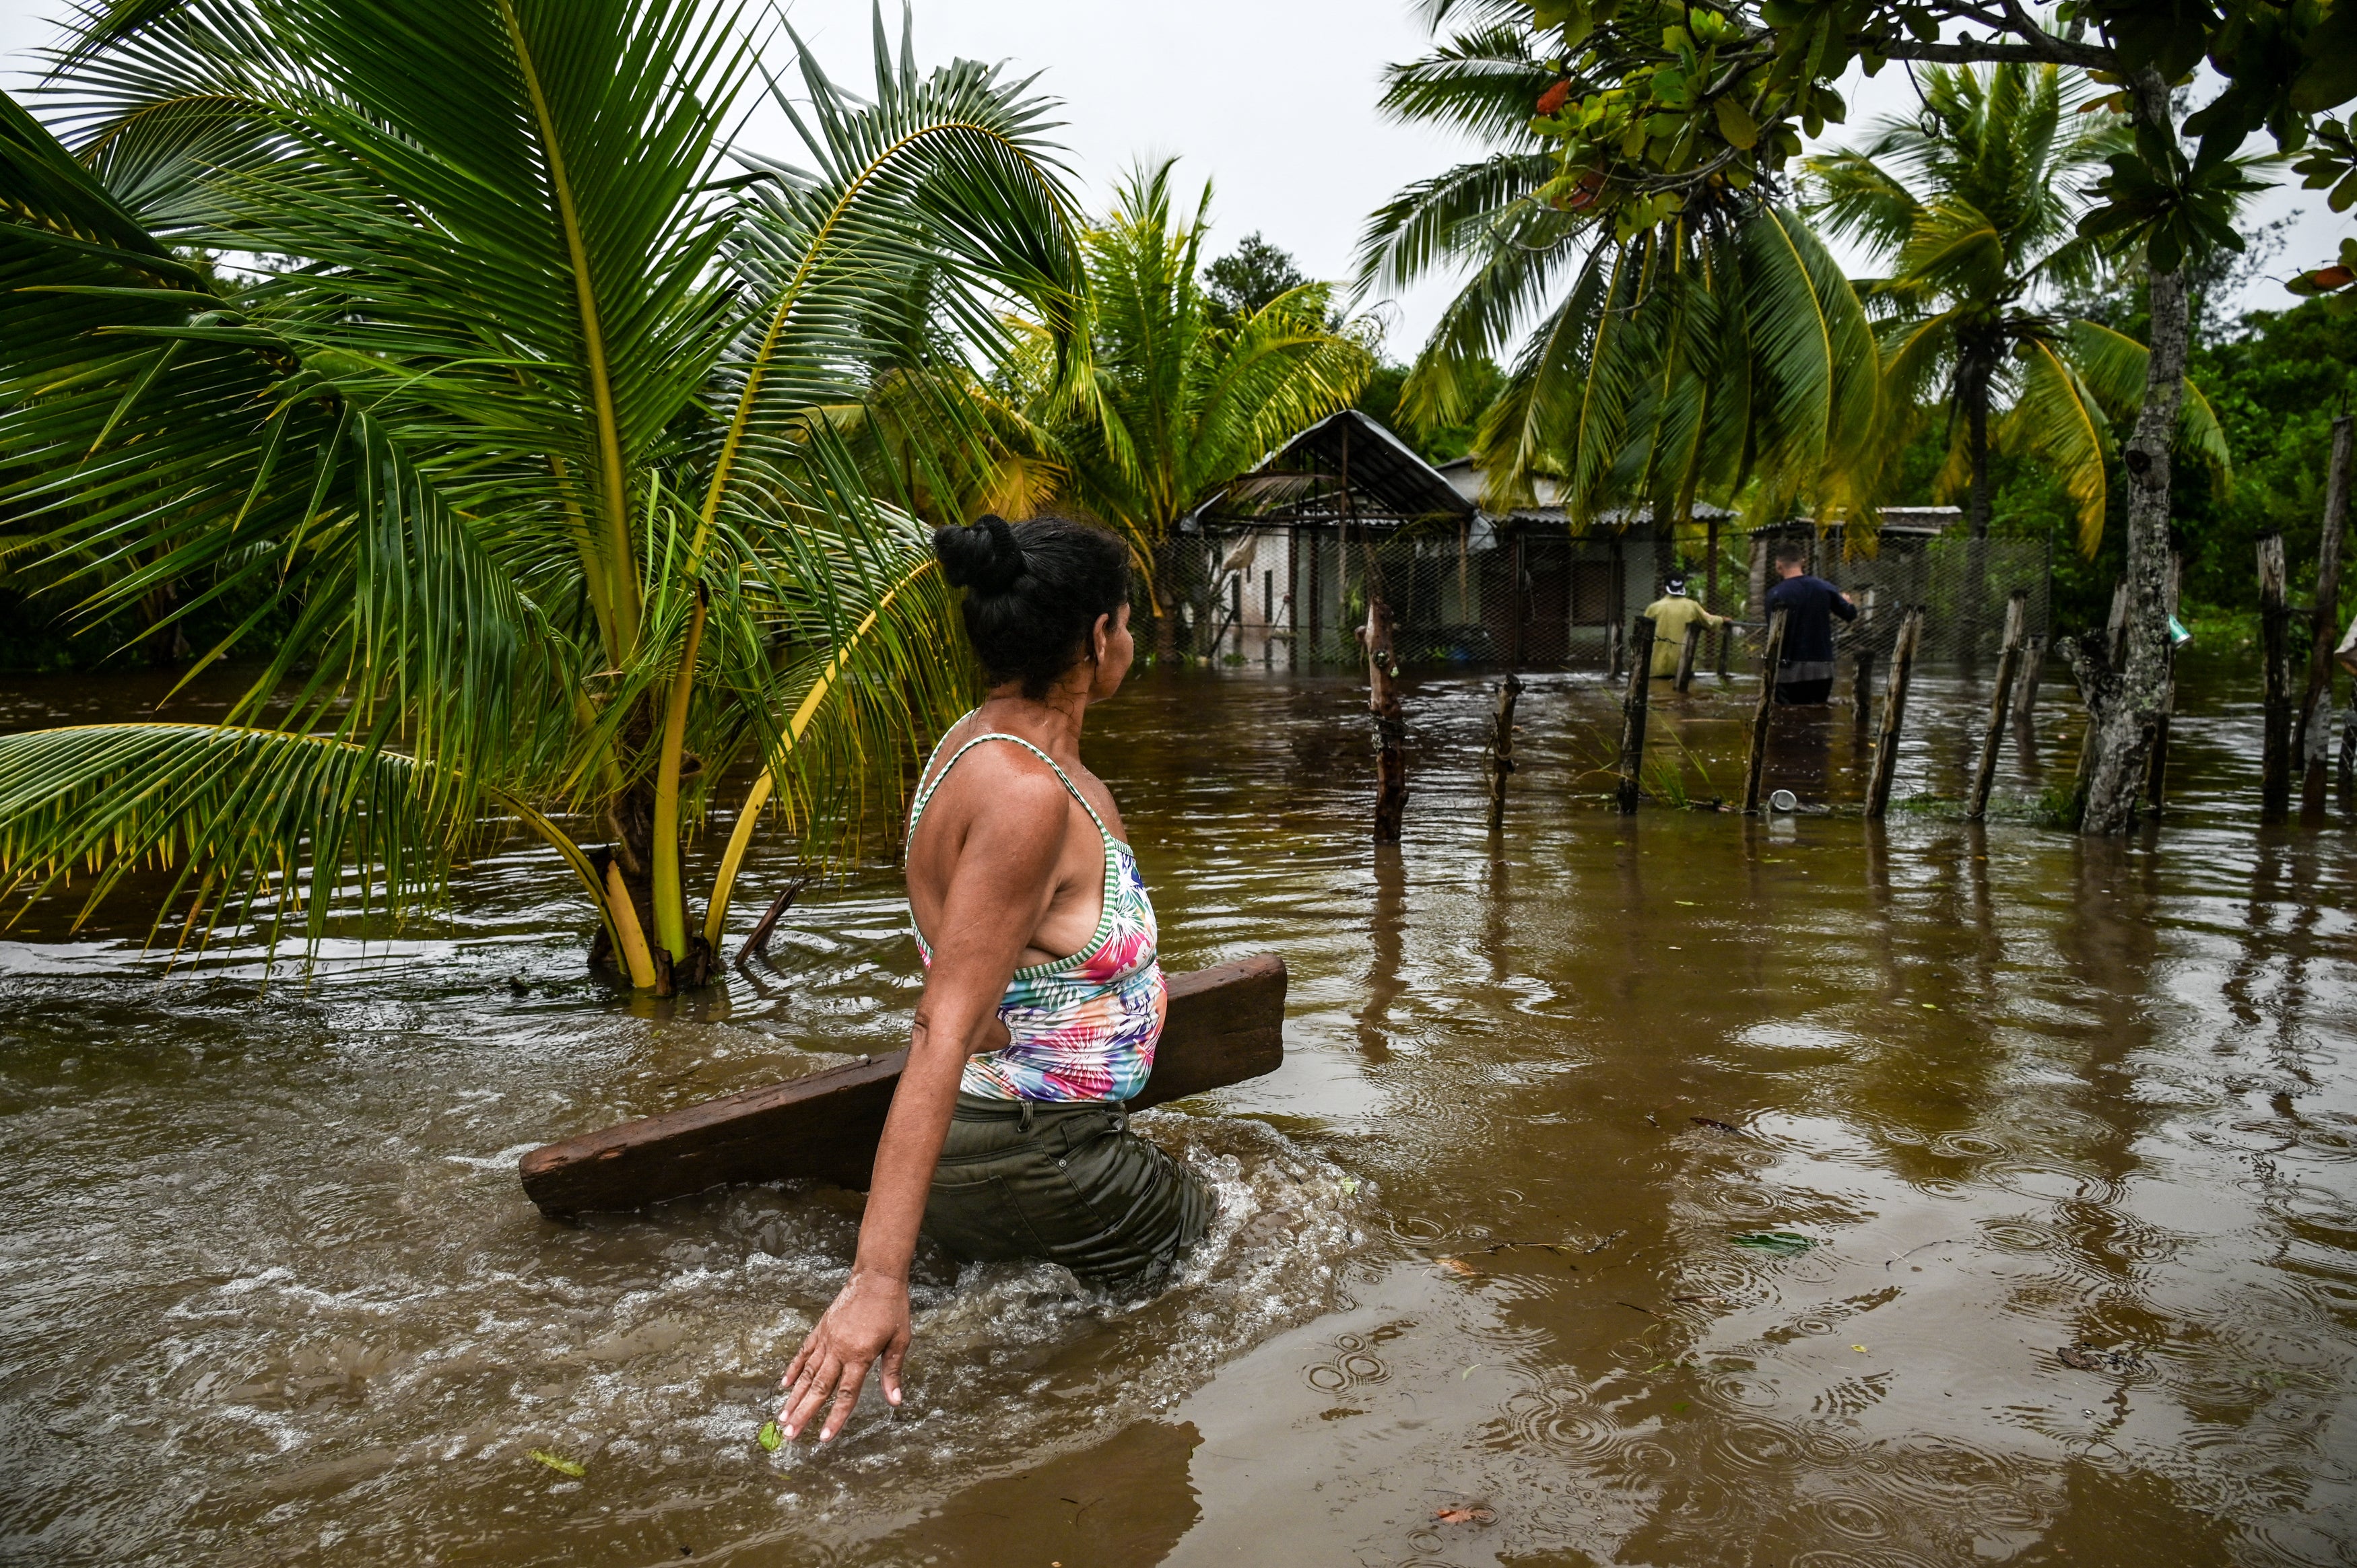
top-left (1161, 524), bottom-right (2050, 672)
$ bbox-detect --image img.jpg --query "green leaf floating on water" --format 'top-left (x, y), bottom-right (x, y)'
top-left (529, 1449), bottom-right (586, 1478)
top-left (758, 1421), bottom-right (783, 1452)
top-left (1730, 1231), bottom-right (1814, 1257)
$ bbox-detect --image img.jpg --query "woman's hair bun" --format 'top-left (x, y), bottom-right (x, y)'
top-left (933, 515), bottom-right (1027, 594)
top-left (931, 512), bottom-right (1132, 700)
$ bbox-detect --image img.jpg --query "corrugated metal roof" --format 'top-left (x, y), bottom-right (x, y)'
top-left (1203, 409), bottom-right (1474, 525)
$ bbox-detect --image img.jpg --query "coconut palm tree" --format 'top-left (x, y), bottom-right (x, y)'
top-left (0, 0), bottom-right (1082, 992)
top-left (1028, 160), bottom-right (1376, 656)
top-left (1360, 4), bottom-right (1882, 529)
top-left (1803, 60), bottom-right (2231, 554)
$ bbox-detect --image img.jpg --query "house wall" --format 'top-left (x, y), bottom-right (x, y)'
top-left (1187, 524), bottom-right (1687, 668)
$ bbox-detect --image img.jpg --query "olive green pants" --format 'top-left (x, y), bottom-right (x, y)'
top-left (923, 1095), bottom-right (1211, 1285)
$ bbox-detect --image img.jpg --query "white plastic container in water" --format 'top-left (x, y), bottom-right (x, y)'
top-left (1768, 788), bottom-right (1799, 813)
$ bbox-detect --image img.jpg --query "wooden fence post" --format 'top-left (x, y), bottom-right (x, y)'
top-left (1741, 609), bottom-right (1789, 813)
top-left (1853, 648), bottom-right (1875, 732)
top-left (2012, 633), bottom-right (2046, 732)
top-left (1705, 514), bottom-right (1723, 672)
top-left (1967, 590), bottom-right (2029, 819)
top-left (1607, 616), bottom-right (1626, 682)
top-left (1362, 592), bottom-right (1408, 842)
top-left (1675, 619), bottom-right (1704, 691)
top-left (1617, 617), bottom-right (1656, 813)
top-left (1487, 674), bottom-right (1522, 829)
top-left (2296, 415), bottom-right (2353, 817)
top-left (2261, 533), bottom-right (2294, 821)
top-left (1865, 609), bottom-right (1923, 821)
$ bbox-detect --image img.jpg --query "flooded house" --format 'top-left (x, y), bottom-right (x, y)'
top-left (1189, 409), bottom-right (1731, 667)
top-left (1185, 410), bottom-right (2047, 668)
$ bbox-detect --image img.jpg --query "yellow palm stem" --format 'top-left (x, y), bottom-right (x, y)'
top-left (651, 594), bottom-right (706, 963)
top-left (604, 858), bottom-right (659, 989)
top-left (700, 560), bottom-right (936, 951)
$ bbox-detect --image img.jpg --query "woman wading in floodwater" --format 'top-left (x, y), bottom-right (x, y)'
top-left (777, 514), bottom-right (1210, 1443)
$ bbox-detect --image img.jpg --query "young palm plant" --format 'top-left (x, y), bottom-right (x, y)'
top-left (1802, 61), bottom-right (2231, 555)
top-left (1026, 160), bottom-right (1376, 657)
top-left (1361, 3), bottom-right (1881, 528)
top-left (0, 0), bottom-right (1082, 992)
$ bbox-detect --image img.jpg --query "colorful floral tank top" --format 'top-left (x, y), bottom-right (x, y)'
top-left (907, 722), bottom-right (1165, 1102)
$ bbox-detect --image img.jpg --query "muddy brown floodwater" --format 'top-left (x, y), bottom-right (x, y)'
top-left (3, 651), bottom-right (2356, 1567)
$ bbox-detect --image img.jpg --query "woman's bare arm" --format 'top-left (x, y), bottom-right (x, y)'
top-left (776, 762), bottom-right (1068, 1442)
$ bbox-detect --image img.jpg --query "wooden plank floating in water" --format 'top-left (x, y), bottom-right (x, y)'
top-left (518, 953), bottom-right (1288, 1221)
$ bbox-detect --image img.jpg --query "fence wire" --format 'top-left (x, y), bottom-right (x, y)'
top-left (1162, 527), bottom-right (2050, 671)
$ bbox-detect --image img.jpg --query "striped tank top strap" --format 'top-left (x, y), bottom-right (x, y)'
top-left (909, 730), bottom-right (1113, 847)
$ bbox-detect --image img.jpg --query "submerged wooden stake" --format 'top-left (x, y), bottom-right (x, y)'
top-left (1361, 590), bottom-right (1408, 842)
top-left (735, 877), bottom-right (809, 966)
top-left (1741, 609), bottom-right (1788, 813)
top-left (1967, 590), bottom-right (2029, 820)
top-left (1674, 619), bottom-right (1704, 692)
top-left (2012, 633), bottom-right (2047, 732)
top-left (2260, 533), bottom-right (2294, 821)
top-left (1865, 609), bottom-right (1923, 821)
top-left (1488, 673), bottom-right (1522, 829)
top-left (2296, 416), bottom-right (2352, 818)
top-left (1618, 616), bottom-right (1656, 813)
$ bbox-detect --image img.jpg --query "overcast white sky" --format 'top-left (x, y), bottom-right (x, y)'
top-left (3, 0), bottom-right (2346, 360)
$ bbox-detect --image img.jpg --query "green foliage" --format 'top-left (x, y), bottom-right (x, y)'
top-left (1023, 162), bottom-right (1374, 561)
top-left (2177, 298), bottom-right (2357, 617)
top-left (2076, 122), bottom-right (2271, 275)
top-left (1354, 356), bottom-right (1504, 462)
top-left (1204, 232), bottom-right (1314, 328)
top-left (1804, 62), bottom-right (2235, 555)
top-left (1366, 6), bottom-right (1882, 524)
top-left (0, 0), bottom-right (1082, 965)
top-left (1512, 1), bottom-right (2356, 283)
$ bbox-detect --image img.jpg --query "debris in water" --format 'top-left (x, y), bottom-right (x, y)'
top-left (1852, 1344), bottom-right (1869, 1353)
top-left (1434, 1505), bottom-right (1495, 1525)
top-left (2058, 1343), bottom-right (2145, 1374)
top-left (1583, 1229), bottom-right (1628, 1254)
top-left (529, 1450), bottom-right (586, 1478)
top-left (1731, 1231), bottom-right (1814, 1257)
top-left (1690, 1116), bottom-right (1744, 1135)
top-left (1437, 1256), bottom-right (1478, 1277)
top-left (757, 1421), bottom-right (782, 1452)
top-left (1672, 1293), bottom-right (1731, 1307)
top-left (1339, 1175), bottom-right (1360, 1196)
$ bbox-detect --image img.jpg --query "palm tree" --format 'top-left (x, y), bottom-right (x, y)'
top-left (0, 0), bottom-right (1082, 992)
top-left (1029, 160), bottom-right (1375, 657)
top-left (1803, 61), bottom-right (2230, 554)
top-left (1360, 4), bottom-right (1882, 530)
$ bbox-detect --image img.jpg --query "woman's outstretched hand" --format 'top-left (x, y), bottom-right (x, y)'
top-left (778, 1268), bottom-right (910, 1443)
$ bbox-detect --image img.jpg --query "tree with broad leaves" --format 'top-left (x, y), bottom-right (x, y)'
top-left (1801, 59), bottom-right (2237, 556)
top-left (1502, 0), bottom-right (2354, 834)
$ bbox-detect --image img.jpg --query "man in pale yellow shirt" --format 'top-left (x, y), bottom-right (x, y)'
top-left (1642, 574), bottom-right (1727, 678)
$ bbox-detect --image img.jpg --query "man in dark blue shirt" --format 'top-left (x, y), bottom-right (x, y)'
top-left (1763, 539), bottom-right (1856, 704)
